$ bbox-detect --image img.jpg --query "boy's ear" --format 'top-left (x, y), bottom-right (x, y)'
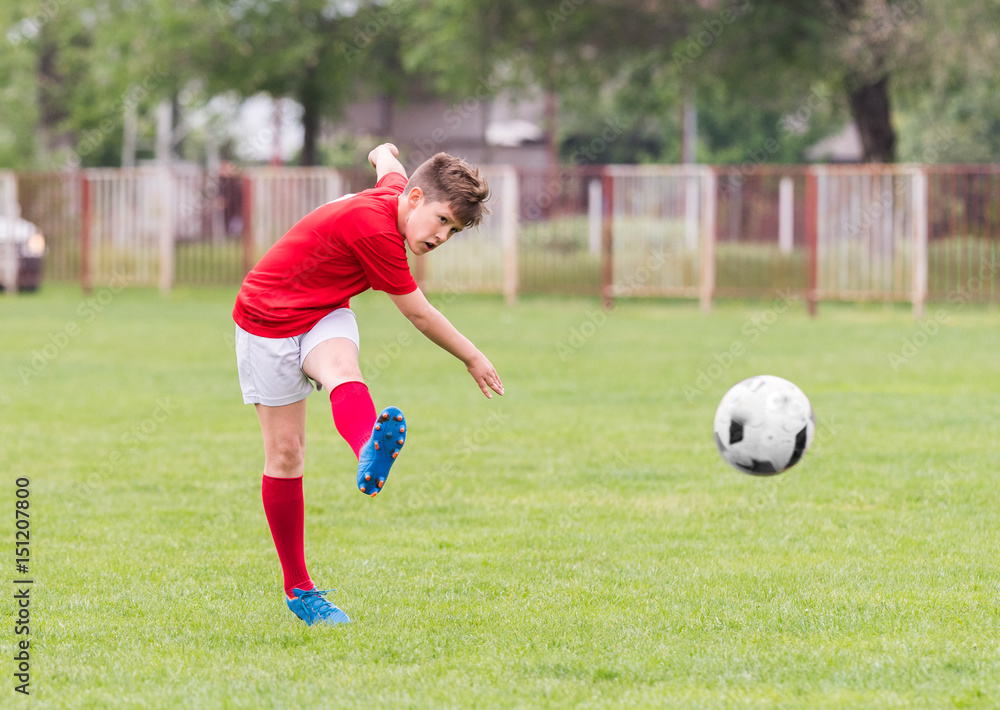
top-left (406, 186), bottom-right (423, 208)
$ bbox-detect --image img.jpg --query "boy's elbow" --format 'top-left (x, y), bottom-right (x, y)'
top-left (407, 313), bottom-right (429, 331)
top-left (405, 306), bottom-right (438, 333)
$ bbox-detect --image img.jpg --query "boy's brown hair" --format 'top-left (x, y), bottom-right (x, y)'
top-left (405, 153), bottom-right (491, 229)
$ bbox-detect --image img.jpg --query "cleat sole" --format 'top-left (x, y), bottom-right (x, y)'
top-left (357, 407), bottom-right (406, 496)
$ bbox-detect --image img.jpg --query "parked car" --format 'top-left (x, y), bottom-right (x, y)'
top-left (0, 216), bottom-right (45, 292)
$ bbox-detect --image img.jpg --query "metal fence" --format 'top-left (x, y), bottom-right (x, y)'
top-left (605, 165), bottom-right (716, 308)
top-left (714, 167), bottom-right (810, 299)
top-left (6, 164), bottom-right (999, 313)
top-left (926, 165), bottom-right (1000, 301)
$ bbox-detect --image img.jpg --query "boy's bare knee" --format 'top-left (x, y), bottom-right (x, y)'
top-left (267, 437), bottom-right (305, 477)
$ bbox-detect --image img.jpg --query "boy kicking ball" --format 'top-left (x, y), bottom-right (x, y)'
top-left (233, 144), bottom-right (504, 625)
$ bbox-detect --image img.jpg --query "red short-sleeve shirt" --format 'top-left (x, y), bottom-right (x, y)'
top-left (233, 173), bottom-right (417, 338)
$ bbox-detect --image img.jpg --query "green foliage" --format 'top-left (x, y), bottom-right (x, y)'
top-left (0, 11), bottom-right (39, 168)
top-left (4, 0), bottom-right (1000, 168)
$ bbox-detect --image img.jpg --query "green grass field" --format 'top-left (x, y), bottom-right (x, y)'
top-left (2, 285), bottom-right (999, 709)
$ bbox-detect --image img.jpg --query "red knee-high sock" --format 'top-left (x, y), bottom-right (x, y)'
top-left (330, 381), bottom-right (377, 459)
top-left (261, 475), bottom-right (314, 598)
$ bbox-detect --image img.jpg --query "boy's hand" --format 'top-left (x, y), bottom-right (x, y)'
top-left (466, 351), bottom-right (504, 399)
top-left (368, 143), bottom-right (399, 168)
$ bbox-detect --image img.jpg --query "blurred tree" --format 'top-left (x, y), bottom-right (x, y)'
top-left (194, 0), bottom-right (357, 165)
top-left (0, 5), bottom-right (42, 168)
top-left (0, 1), bottom-right (96, 167)
top-left (3, 0), bottom-right (1000, 169)
top-left (694, 0), bottom-right (993, 163)
top-left (401, 0), bottom-right (689, 165)
top-left (893, 0), bottom-right (1000, 162)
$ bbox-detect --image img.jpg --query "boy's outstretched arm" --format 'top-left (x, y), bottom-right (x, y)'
top-left (368, 143), bottom-right (406, 181)
top-left (388, 289), bottom-right (504, 399)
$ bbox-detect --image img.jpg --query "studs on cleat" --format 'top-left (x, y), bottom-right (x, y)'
top-left (370, 492), bottom-right (377, 497)
top-left (392, 451), bottom-right (398, 459)
top-left (397, 438), bottom-right (404, 445)
top-left (359, 484), bottom-right (365, 491)
top-left (375, 424), bottom-right (381, 431)
top-left (399, 426), bottom-right (405, 433)
top-left (374, 441), bottom-right (379, 450)
top-left (377, 480), bottom-right (384, 488)
top-left (394, 414), bottom-right (403, 421)
top-left (380, 413), bottom-right (390, 421)
top-left (364, 474), bottom-right (371, 481)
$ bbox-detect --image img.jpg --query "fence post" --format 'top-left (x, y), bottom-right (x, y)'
top-left (600, 168), bottom-right (614, 310)
top-left (699, 167), bottom-right (716, 314)
top-left (80, 172), bottom-right (92, 294)
top-left (241, 174), bottom-right (254, 276)
top-left (805, 166), bottom-right (819, 317)
top-left (587, 177), bottom-right (602, 255)
top-left (158, 167), bottom-right (175, 295)
top-left (778, 176), bottom-right (794, 255)
top-left (685, 172), bottom-right (700, 252)
top-left (911, 167), bottom-right (928, 318)
top-left (501, 167), bottom-right (519, 307)
top-left (0, 171), bottom-right (18, 295)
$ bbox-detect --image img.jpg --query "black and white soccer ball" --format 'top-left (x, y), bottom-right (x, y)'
top-left (713, 375), bottom-right (815, 475)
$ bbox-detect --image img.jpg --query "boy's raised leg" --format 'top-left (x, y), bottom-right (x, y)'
top-left (304, 338), bottom-right (407, 496)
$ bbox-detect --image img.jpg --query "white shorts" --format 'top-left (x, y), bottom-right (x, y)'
top-left (235, 308), bottom-right (360, 407)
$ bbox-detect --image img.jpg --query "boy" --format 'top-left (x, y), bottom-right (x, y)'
top-left (233, 144), bottom-right (504, 626)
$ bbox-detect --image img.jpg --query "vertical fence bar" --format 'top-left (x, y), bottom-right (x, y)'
top-left (912, 167), bottom-right (928, 318)
top-left (241, 174), bottom-right (254, 277)
top-left (805, 167), bottom-right (818, 316)
top-left (0, 171), bottom-right (18, 294)
top-left (587, 177), bottom-right (602, 256)
top-left (159, 167), bottom-right (175, 295)
top-left (501, 167), bottom-right (519, 307)
top-left (778, 176), bottom-right (794, 255)
top-left (601, 169), bottom-right (614, 310)
top-left (80, 173), bottom-right (92, 294)
top-left (684, 172), bottom-right (699, 251)
top-left (699, 167), bottom-right (716, 314)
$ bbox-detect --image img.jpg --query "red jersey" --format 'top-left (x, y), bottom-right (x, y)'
top-left (233, 173), bottom-right (417, 337)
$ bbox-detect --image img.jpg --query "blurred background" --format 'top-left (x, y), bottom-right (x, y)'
top-left (1, 0), bottom-right (998, 307)
top-left (4, 0), bottom-right (1000, 169)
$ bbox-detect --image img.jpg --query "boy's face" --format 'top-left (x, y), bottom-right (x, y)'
top-left (402, 188), bottom-right (464, 255)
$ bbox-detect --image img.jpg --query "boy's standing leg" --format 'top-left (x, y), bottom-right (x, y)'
top-left (255, 399), bottom-right (351, 625)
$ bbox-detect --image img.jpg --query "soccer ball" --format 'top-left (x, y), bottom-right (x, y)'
top-left (713, 375), bottom-right (815, 475)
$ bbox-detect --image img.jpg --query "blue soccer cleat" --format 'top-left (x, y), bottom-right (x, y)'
top-left (357, 406), bottom-right (406, 497)
top-left (286, 587), bottom-right (351, 626)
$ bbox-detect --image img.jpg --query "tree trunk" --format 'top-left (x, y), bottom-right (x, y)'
top-left (301, 98), bottom-right (319, 166)
top-left (298, 65), bottom-right (322, 166)
top-left (543, 89), bottom-right (559, 169)
top-left (36, 31), bottom-right (74, 159)
top-left (847, 75), bottom-right (896, 163)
